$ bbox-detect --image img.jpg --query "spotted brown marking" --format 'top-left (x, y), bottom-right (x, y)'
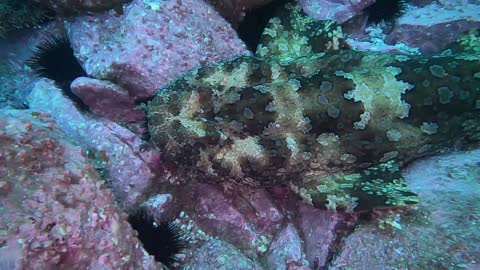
top-left (146, 2), bottom-right (480, 211)
top-left (216, 87), bottom-right (275, 137)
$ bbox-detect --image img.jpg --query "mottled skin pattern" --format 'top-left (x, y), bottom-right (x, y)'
top-left (147, 4), bottom-right (480, 211)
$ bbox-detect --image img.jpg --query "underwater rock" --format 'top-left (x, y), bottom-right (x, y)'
top-left (232, 188), bottom-right (284, 236)
top-left (0, 109), bottom-right (158, 269)
top-left (409, 0), bottom-right (435, 7)
top-left (298, 0), bottom-right (375, 23)
top-left (0, 21), bottom-right (65, 109)
top-left (33, 0), bottom-right (129, 15)
top-left (298, 204), bottom-right (357, 268)
top-left (386, 1), bottom-right (480, 54)
top-left (141, 194), bottom-right (178, 221)
top-left (146, 3), bottom-right (480, 212)
top-left (67, 0), bottom-right (249, 100)
top-left (28, 79), bottom-right (160, 210)
top-left (71, 77), bottom-right (145, 123)
top-left (266, 223), bottom-right (305, 270)
top-left (186, 239), bottom-right (264, 270)
top-left (329, 149), bottom-right (480, 269)
top-left (190, 183), bottom-right (268, 254)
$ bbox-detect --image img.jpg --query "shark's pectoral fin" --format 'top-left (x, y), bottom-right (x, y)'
top-left (291, 160), bottom-right (419, 212)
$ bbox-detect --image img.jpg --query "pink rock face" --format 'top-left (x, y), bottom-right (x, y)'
top-left (297, 204), bottom-right (357, 268)
top-left (67, 0), bottom-right (250, 100)
top-left (28, 80), bottom-right (161, 210)
top-left (190, 184), bottom-right (264, 253)
top-left (266, 223), bottom-right (303, 269)
top-left (298, 0), bottom-right (375, 23)
top-left (385, 2), bottom-right (480, 54)
top-left (0, 109), bottom-right (158, 269)
top-left (330, 150), bottom-right (480, 269)
top-left (142, 193), bottom-right (179, 222)
top-left (187, 239), bottom-right (263, 269)
top-left (232, 188), bottom-right (284, 236)
top-left (71, 77), bottom-right (145, 123)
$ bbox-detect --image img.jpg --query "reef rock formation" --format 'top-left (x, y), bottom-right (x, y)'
top-left (146, 3), bottom-right (480, 212)
top-left (0, 109), bottom-right (158, 269)
top-left (67, 0), bottom-right (250, 100)
top-left (33, 0), bottom-right (129, 15)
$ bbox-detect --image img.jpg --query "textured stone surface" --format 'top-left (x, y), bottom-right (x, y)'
top-left (232, 188), bottom-right (284, 236)
top-left (71, 77), bottom-right (145, 123)
top-left (190, 184), bottom-right (268, 253)
top-left (186, 239), bottom-right (264, 270)
top-left (330, 149), bottom-right (480, 269)
top-left (28, 79), bottom-right (161, 210)
top-left (298, 0), bottom-right (375, 23)
top-left (386, 1), bottom-right (480, 54)
top-left (298, 205), bottom-right (356, 268)
top-left (0, 109), bottom-right (158, 269)
top-left (142, 193), bottom-right (178, 222)
top-left (266, 223), bottom-right (304, 270)
top-left (67, 0), bottom-right (249, 100)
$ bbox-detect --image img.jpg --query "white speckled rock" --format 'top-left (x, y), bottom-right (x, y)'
top-left (67, 0), bottom-right (250, 100)
top-left (385, 1), bottom-right (480, 54)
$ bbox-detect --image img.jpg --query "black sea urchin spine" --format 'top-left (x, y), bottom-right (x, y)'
top-left (365, 0), bottom-right (408, 24)
top-left (26, 34), bottom-right (88, 110)
top-left (128, 209), bottom-right (187, 269)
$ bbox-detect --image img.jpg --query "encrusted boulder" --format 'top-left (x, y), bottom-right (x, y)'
top-left (67, 0), bottom-right (250, 100)
top-left (385, 1), bottom-right (480, 54)
top-left (0, 109), bottom-right (158, 269)
top-left (28, 79), bottom-right (161, 210)
top-left (298, 0), bottom-right (375, 23)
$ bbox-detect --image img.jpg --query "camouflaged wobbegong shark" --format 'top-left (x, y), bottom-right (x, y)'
top-left (146, 4), bottom-right (480, 212)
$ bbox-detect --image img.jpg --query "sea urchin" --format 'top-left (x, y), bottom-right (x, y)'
top-left (26, 34), bottom-right (88, 110)
top-left (128, 209), bottom-right (187, 269)
top-left (365, 0), bottom-right (407, 25)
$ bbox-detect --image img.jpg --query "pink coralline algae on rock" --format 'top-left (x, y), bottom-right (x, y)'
top-left (28, 79), bottom-right (161, 210)
top-left (71, 77), bottom-right (145, 123)
top-left (329, 149), bottom-right (480, 269)
top-left (186, 239), bottom-right (263, 269)
top-left (67, 0), bottom-right (250, 100)
top-left (385, 1), bottom-right (480, 54)
top-left (0, 109), bottom-right (158, 269)
top-left (231, 188), bottom-right (284, 236)
top-left (298, 204), bottom-right (357, 268)
top-left (298, 0), bottom-right (375, 23)
top-left (188, 184), bottom-right (273, 254)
